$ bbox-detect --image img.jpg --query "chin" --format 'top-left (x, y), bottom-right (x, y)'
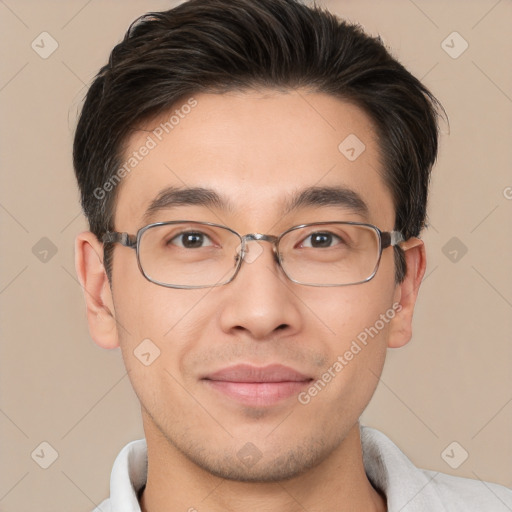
top-left (180, 436), bottom-right (335, 483)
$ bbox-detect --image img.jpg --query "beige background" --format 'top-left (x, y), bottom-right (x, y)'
top-left (1, 0), bottom-right (511, 510)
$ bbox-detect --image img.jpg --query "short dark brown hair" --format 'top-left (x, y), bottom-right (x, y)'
top-left (73, 0), bottom-right (443, 284)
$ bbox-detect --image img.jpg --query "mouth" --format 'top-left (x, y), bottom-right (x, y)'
top-left (201, 364), bottom-right (314, 407)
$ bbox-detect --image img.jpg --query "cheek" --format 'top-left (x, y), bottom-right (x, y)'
top-left (304, 265), bottom-right (397, 342)
top-left (114, 278), bottom-right (214, 353)
top-left (112, 243), bottom-right (212, 341)
top-left (297, 276), bottom-right (396, 399)
top-left (112, 281), bottom-right (217, 422)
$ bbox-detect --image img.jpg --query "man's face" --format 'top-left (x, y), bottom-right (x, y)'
top-left (111, 89), bottom-right (400, 481)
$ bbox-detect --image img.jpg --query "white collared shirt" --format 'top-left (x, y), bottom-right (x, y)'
top-left (92, 425), bottom-right (512, 511)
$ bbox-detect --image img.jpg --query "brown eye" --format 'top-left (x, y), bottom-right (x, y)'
top-left (169, 231), bottom-right (213, 248)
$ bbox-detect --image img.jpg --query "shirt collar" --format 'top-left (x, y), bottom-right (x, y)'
top-left (109, 437), bottom-right (147, 511)
top-left (360, 425), bottom-right (447, 511)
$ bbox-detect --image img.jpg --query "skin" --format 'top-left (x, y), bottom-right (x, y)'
top-left (75, 89), bottom-right (426, 512)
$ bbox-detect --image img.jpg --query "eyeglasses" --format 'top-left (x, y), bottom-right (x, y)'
top-left (102, 221), bottom-right (404, 289)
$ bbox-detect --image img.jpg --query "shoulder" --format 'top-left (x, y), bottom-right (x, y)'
top-left (360, 425), bottom-right (512, 511)
top-left (423, 469), bottom-right (512, 511)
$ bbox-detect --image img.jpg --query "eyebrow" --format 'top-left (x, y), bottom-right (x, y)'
top-left (142, 186), bottom-right (233, 224)
top-left (141, 185), bottom-right (369, 224)
top-left (283, 185), bottom-right (369, 219)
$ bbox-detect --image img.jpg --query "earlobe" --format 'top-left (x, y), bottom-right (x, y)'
top-left (387, 237), bottom-right (426, 349)
top-left (75, 231), bottom-right (119, 349)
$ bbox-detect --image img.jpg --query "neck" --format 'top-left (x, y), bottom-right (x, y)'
top-left (139, 422), bottom-right (386, 512)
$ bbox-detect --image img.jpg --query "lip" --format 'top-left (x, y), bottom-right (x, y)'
top-left (202, 364), bottom-right (313, 407)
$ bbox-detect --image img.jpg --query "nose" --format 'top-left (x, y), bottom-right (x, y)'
top-left (218, 239), bottom-right (303, 340)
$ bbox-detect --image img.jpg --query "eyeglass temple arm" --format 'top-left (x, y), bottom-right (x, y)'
top-left (381, 231), bottom-right (405, 249)
top-left (102, 231), bottom-right (137, 248)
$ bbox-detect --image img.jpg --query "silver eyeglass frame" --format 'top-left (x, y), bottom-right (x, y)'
top-left (102, 220), bottom-right (405, 289)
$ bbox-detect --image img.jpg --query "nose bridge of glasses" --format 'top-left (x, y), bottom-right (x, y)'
top-left (238, 233), bottom-right (280, 262)
top-left (242, 233), bottom-right (279, 244)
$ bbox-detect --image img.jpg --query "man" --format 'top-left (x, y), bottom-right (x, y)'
top-left (73, 0), bottom-right (512, 510)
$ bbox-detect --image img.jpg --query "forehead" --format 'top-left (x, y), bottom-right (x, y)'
top-left (113, 89), bottom-right (395, 231)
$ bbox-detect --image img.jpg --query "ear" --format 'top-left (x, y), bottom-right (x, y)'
top-left (75, 231), bottom-right (119, 349)
top-left (387, 237), bottom-right (426, 349)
